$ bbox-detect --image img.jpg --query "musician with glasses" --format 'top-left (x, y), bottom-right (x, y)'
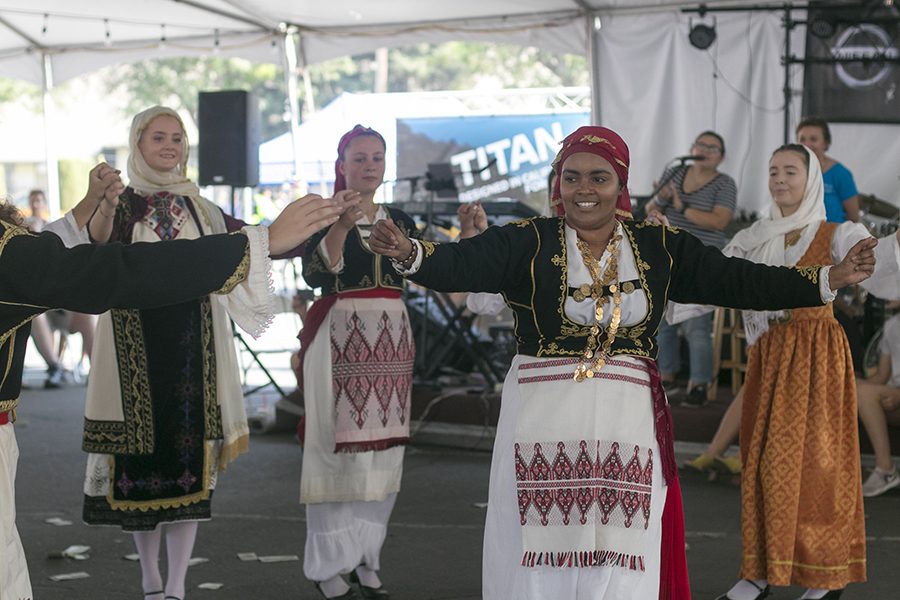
top-left (645, 131), bottom-right (737, 406)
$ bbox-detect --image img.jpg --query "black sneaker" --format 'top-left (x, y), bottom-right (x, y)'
top-left (681, 384), bottom-right (708, 408)
top-left (44, 365), bottom-right (65, 389)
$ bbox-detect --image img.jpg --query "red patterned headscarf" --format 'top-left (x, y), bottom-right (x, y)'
top-left (334, 124), bottom-right (386, 193)
top-left (550, 126), bottom-right (632, 221)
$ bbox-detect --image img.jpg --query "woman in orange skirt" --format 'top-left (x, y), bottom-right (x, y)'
top-left (716, 144), bottom-right (900, 600)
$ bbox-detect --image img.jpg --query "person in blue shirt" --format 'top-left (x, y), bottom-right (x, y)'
top-left (796, 116), bottom-right (860, 223)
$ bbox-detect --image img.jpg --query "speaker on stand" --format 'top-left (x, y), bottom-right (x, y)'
top-left (197, 90), bottom-right (281, 411)
top-left (198, 90), bottom-right (261, 217)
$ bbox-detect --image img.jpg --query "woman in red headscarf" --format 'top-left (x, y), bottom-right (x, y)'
top-left (367, 126), bottom-right (876, 600)
top-left (298, 125), bottom-right (419, 600)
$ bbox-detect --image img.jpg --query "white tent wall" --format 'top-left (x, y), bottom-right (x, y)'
top-left (595, 8), bottom-right (900, 213)
top-left (597, 10), bottom-right (785, 215)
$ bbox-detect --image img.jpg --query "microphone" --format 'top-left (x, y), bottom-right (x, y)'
top-left (674, 155), bottom-right (705, 162)
top-left (471, 157), bottom-right (498, 175)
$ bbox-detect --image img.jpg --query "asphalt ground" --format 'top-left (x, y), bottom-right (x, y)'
top-left (10, 381), bottom-right (900, 600)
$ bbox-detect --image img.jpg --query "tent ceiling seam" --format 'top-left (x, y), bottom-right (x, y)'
top-left (285, 9), bottom-right (581, 35)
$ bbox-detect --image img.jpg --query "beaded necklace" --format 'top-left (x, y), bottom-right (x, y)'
top-left (573, 227), bottom-right (623, 382)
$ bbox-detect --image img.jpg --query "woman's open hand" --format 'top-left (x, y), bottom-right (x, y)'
top-left (268, 194), bottom-right (345, 254)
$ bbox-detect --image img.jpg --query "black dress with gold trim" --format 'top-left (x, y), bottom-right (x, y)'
top-left (404, 217), bottom-right (825, 358)
top-left (81, 194), bottom-right (252, 530)
top-left (0, 219), bottom-right (249, 423)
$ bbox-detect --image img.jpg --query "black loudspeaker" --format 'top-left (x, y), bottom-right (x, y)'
top-left (197, 90), bottom-right (260, 187)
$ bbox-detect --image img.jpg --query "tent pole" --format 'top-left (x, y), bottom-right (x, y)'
top-left (41, 52), bottom-right (61, 220)
top-left (783, 4), bottom-right (792, 144)
top-left (282, 28), bottom-right (303, 184)
top-left (573, 2), bottom-right (601, 124)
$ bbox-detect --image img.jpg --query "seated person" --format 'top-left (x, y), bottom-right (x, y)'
top-left (857, 301), bottom-right (900, 497)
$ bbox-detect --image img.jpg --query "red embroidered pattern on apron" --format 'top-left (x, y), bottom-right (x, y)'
top-left (515, 440), bottom-right (653, 530)
top-left (331, 310), bottom-right (414, 436)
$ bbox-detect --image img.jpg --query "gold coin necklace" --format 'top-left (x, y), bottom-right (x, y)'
top-left (573, 228), bottom-right (623, 382)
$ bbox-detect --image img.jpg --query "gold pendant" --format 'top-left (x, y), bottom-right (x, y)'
top-left (579, 284), bottom-right (592, 297)
top-left (586, 369), bottom-right (594, 378)
top-left (574, 370), bottom-right (586, 383)
top-left (573, 290), bottom-right (585, 302)
top-left (608, 284), bottom-right (618, 294)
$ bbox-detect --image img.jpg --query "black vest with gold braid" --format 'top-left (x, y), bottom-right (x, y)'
top-left (302, 207), bottom-right (418, 295)
top-left (405, 216), bottom-right (826, 360)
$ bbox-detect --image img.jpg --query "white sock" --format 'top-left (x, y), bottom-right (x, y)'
top-left (799, 589), bottom-right (831, 599)
top-left (724, 579), bottom-right (768, 600)
top-left (318, 575), bottom-right (350, 597)
top-left (355, 564), bottom-right (382, 588)
top-left (163, 521), bottom-right (198, 600)
top-left (132, 529), bottom-right (163, 595)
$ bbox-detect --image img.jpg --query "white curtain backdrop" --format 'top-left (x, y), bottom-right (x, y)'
top-left (595, 9), bottom-right (900, 213)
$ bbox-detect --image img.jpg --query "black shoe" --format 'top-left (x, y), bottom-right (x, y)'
top-left (680, 384), bottom-right (708, 408)
top-left (349, 569), bottom-right (390, 599)
top-left (44, 365), bottom-right (64, 389)
top-left (715, 580), bottom-right (770, 600)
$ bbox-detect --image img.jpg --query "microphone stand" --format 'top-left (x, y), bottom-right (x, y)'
top-left (647, 157), bottom-right (694, 201)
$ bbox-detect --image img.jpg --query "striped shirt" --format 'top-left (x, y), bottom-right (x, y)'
top-left (658, 166), bottom-right (737, 249)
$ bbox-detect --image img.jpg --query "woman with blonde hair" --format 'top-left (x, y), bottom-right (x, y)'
top-left (81, 106), bottom-right (308, 600)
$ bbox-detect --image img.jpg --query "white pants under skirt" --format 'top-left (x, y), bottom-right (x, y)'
top-left (0, 425), bottom-right (33, 600)
top-left (483, 356), bottom-right (667, 600)
top-left (303, 493), bottom-right (397, 582)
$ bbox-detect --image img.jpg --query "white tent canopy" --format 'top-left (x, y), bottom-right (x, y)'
top-left (0, 1), bottom-right (897, 215)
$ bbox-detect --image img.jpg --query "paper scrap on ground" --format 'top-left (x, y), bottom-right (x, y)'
top-left (49, 545), bottom-right (90, 560)
top-left (123, 553), bottom-right (140, 561)
top-left (45, 517), bottom-right (73, 526)
top-left (198, 582), bottom-right (224, 590)
top-left (472, 502), bottom-right (489, 508)
top-left (49, 571), bottom-right (90, 581)
top-left (237, 552), bottom-right (258, 561)
top-left (188, 557), bottom-right (209, 566)
top-left (257, 555), bottom-right (299, 563)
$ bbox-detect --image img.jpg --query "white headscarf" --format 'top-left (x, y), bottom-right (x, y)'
top-left (126, 105), bottom-right (200, 198)
top-left (723, 144), bottom-right (825, 265)
top-left (724, 144), bottom-right (826, 346)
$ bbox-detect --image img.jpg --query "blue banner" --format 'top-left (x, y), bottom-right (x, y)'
top-left (396, 113), bottom-right (589, 214)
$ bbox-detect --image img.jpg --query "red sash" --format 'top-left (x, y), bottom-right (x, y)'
top-left (0, 411), bottom-right (10, 425)
top-left (639, 358), bottom-right (690, 600)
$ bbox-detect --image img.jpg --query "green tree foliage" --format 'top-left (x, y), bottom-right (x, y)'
top-left (101, 42), bottom-right (588, 140)
top-left (103, 57), bottom-right (288, 140)
top-left (304, 42), bottom-right (589, 110)
top-left (385, 42), bottom-right (589, 91)
top-left (0, 78), bottom-right (39, 106)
